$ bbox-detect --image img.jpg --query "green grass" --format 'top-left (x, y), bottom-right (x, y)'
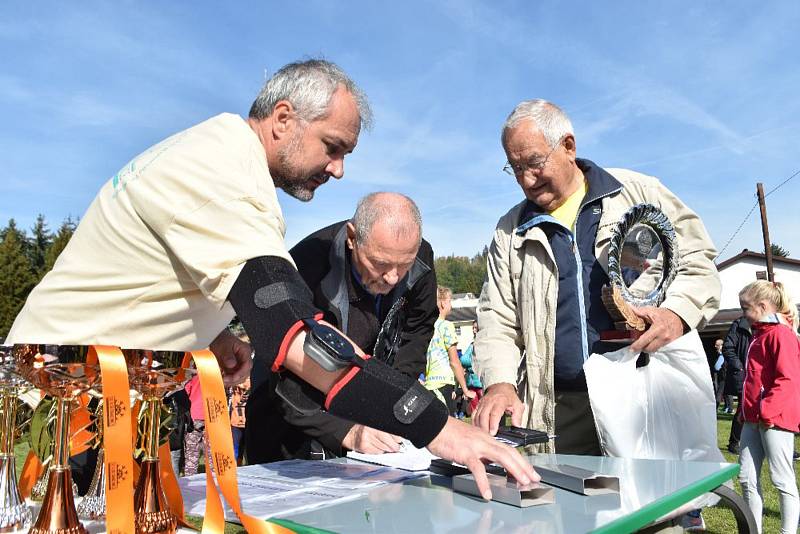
top-left (703, 411), bottom-right (800, 534)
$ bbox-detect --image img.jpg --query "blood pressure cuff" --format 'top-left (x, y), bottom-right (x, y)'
top-left (229, 256), bottom-right (322, 372)
top-left (324, 358), bottom-right (449, 448)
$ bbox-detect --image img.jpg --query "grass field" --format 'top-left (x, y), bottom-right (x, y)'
top-left (14, 411), bottom-right (800, 533)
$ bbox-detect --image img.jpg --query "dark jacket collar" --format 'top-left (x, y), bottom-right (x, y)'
top-left (518, 158), bottom-right (623, 230)
top-left (319, 223), bottom-right (431, 334)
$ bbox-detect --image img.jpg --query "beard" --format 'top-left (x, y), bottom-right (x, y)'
top-left (272, 129), bottom-right (328, 202)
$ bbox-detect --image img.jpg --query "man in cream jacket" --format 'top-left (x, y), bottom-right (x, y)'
top-left (472, 99), bottom-right (720, 454)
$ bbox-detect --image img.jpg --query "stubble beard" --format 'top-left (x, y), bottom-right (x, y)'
top-left (274, 129), bottom-right (315, 202)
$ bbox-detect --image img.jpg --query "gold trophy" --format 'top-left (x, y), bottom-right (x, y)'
top-left (0, 346), bottom-right (33, 532)
top-left (123, 350), bottom-right (192, 534)
top-left (13, 344), bottom-right (100, 534)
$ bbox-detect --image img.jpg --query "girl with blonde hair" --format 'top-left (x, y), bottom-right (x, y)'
top-left (737, 280), bottom-right (800, 533)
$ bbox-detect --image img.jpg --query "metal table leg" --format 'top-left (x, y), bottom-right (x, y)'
top-left (711, 484), bottom-right (757, 534)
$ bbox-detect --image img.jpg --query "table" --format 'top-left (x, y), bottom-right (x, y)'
top-left (273, 454), bottom-right (748, 534)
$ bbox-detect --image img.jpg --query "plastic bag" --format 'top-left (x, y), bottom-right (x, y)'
top-left (585, 330), bottom-right (725, 514)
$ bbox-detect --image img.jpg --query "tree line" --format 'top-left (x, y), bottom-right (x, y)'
top-left (0, 216), bottom-right (77, 337)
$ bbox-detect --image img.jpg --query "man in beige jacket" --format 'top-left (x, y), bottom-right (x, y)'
top-left (472, 99), bottom-right (720, 455)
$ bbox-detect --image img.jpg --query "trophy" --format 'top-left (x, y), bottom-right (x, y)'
top-left (13, 344), bottom-right (100, 534)
top-left (122, 349), bottom-right (192, 534)
top-left (76, 400), bottom-right (105, 520)
top-left (0, 346), bottom-right (33, 532)
top-left (601, 203), bottom-right (680, 344)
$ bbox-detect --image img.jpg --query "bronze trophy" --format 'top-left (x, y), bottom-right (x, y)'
top-left (0, 346), bottom-right (33, 532)
top-left (601, 203), bottom-right (680, 349)
top-left (12, 344), bottom-right (100, 534)
top-left (122, 350), bottom-right (192, 534)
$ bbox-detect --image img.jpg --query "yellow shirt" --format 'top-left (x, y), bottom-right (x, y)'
top-left (549, 180), bottom-right (588, 231)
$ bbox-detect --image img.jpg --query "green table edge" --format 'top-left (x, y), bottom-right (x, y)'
top-left (590, 463), bottom-right (740, 534)
top-left (268, 517), bottom-right (337, 534)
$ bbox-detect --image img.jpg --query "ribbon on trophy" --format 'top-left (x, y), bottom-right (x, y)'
top-left (191, 349), bottom-right (292, 534)
top-left (92, 345), bottom-right (136, 534)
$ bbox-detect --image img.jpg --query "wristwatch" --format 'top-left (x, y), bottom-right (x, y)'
top-left (301, 318), bottom-right (358, 371)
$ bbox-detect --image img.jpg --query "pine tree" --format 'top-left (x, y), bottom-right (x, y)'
top-left (29, 214), bottom-right (53, 276)
top-left (768, 243), bottom-right (790, 258)
top-left (44, 216), bottom-right (77, 272)
top-left (0, 230), bottom-right (38, 338)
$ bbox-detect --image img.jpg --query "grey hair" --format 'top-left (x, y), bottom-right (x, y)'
top-left (352, 192), bottom-right (422, 247)
top-left (501, 99), bottom-right (573, 149)
top-left (249, 59), bottom-right (373, 130)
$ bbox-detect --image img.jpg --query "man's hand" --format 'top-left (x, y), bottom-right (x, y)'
top-left (472, 383), bottom-right (524, 436)
top-left (464, 389), bottom-right (477, 400)
top-left (629, 306), bottom-right (687, 353)
top-left (342, 424), bottom-right (403, 454)
top-left (209, 329), bottom-right (252, 386)
top-left (427, 417), bottom-right (539, 500)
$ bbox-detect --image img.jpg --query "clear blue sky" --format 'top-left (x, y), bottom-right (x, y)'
top-left (2, 1), bottom-right (799, 261)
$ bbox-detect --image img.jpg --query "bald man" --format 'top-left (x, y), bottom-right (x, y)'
top-left (246, 192), bottom-right (439, 462)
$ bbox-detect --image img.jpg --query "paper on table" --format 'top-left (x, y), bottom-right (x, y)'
top-left (178, 460), bottom-right (425, 523)
top-left (346, 439), bottom-right (435, 471)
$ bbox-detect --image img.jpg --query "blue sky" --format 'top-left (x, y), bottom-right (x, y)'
top-left (2, 1), bottom-right (799, 261)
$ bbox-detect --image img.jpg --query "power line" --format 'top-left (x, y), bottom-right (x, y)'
top-left (716, 199), bottom-right (758, 259)
top-left (715, 167), bottom-right (800, 259)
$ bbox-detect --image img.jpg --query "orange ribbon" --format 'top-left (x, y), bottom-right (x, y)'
top-left (18, 449), bottom-right (44, 498)
top-left (92, 345), bottom-right (136, 534)
top-left (190, 350), bottom-right (292, 534)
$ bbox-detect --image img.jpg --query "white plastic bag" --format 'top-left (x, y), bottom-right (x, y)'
top-left (585, 330), bottom-right (723, 462)
top-left (585, 331), bottom-right (725, 515)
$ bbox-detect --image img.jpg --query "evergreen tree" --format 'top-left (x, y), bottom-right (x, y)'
top-left (29, 214), bottom-right (53, 276)
top-left (0, 219), bottom-right (27, 247)
top-left (768, 243), bottom-right (790, 257)
top-left (0, 230), bottom-right (38, 338)
top-left (44, 216), bottom-right (77, 272)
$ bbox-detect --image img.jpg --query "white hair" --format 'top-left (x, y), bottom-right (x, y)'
top-left (352, 192), bottom-right (422, 246)
top-left (501, 99), bottom-right (573, 148)
top-left (249, 58), bottom-right (372, 130)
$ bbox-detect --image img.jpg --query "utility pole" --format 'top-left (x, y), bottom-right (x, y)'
top-left (756, 183), bottom-right (774, 282)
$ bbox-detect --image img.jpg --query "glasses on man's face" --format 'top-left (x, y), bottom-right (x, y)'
top-left (502, 136), bottom-right (564, 178)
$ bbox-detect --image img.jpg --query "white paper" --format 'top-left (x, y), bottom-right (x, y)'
top-left (346, 439), bottom-right (435, 471)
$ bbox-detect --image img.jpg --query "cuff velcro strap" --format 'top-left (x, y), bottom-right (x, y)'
top-left (325, 358), bottom-right (448, 448)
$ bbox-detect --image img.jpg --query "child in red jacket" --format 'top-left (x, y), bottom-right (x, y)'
top-left (737, 280), bottom-right (799, 534)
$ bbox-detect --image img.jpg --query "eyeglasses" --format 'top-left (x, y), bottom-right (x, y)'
top-left (502, 136), bottom-right (564, 177)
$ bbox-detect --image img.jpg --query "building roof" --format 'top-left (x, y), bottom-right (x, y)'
top-left (716, 249), bottom-right (800, 271)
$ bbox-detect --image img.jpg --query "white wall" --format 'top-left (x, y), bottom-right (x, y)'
top-left (718, 258), bottom-right (800, 309)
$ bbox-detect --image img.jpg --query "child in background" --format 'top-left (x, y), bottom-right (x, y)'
top-left (737, 280), bottom-right (800, 534)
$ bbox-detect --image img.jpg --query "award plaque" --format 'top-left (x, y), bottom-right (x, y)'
top-left (601, 203), bottom-right (680, 341)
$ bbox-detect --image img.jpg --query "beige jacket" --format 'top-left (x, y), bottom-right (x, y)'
top-left (474, 167), bottom-right (720, 452)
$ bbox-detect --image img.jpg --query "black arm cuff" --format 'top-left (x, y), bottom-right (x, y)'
top-left (325, 358), bottom-right (448, 448)
top-left (229, 256), bottom-right (321, 371)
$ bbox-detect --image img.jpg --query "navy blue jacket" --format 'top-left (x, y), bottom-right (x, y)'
top-left (517, 159), bottom-right (622, 390)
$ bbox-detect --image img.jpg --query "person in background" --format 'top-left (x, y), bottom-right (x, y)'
top-left (458, 321), bottom-right (483, 418)
top-left (736, 280), bottom-right (800, 534)
top-left (183, 373), bottom-right (208, 475)
top-left (723, 315), bottom-right (753, 454)
top-left (166, 388), bottom-right (191, 477)
top-left (424, 287), bottom-right (474, 416)
top-left (229, 376), bottom-right (250, 464)
top-left (708, 338), bottom-right (731, 413)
